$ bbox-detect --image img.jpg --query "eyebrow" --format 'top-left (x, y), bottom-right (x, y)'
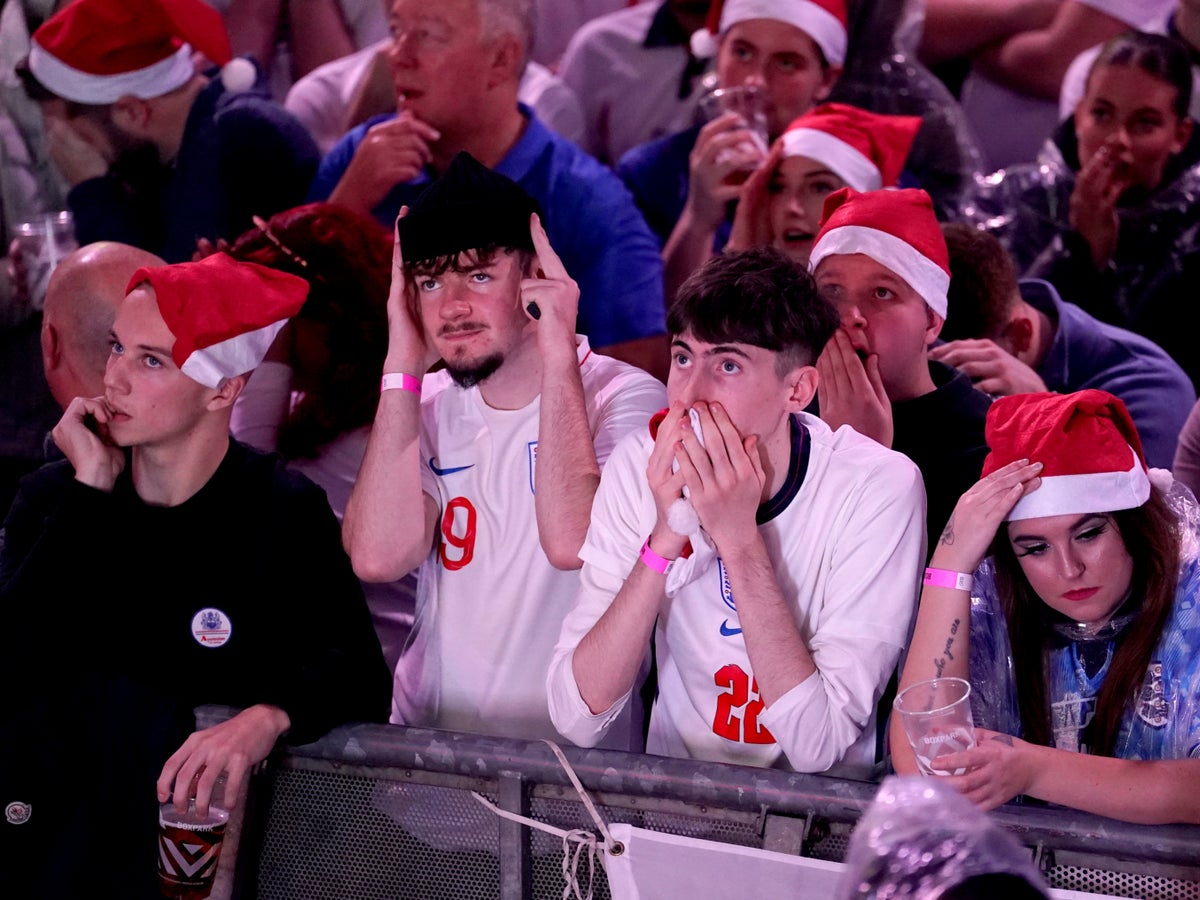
top-left (110, 330), bottom-right (173, 358)
top-left (1009, 513), bottom-right (1109, 543)
top-left (671, 338), bottom-right (753, 360)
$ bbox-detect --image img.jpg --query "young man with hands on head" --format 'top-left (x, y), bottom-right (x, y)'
top-left (343, 152), bottom-right (665, 746)
top-left (548, 247), bottom-right (926, 775)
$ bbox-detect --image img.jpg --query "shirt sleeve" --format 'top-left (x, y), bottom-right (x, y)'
top-left (547, 432), bottom-right (654, 746)
top-left (588, 367), bottom-right (666, 470)
top-left (307, 122), bottom-right (371, 202)
top-left (758, 454), bottom-right (927, 772)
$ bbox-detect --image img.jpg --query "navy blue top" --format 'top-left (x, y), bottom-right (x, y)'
top-left (68, 68), bottom-right (319, 263)
top-left (1023, 278), bottom-right (1195, 470)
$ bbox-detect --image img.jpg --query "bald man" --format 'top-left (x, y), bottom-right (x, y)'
top-left (40, 242), bottom-right (163, 410)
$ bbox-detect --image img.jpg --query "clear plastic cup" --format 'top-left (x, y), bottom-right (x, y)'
top-left (698, 85), bottom-right (770, 185)
top-left (13, 210), bottom-right (77, 311)
top-left (893, 677), bottom-right (977, 776)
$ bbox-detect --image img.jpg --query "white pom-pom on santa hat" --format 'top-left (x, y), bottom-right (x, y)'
top-left (220, 56), bottom-right (257, 93)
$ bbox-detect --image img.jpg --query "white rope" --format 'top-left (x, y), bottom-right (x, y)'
top-left (467, 739), bottom-right (620, 900)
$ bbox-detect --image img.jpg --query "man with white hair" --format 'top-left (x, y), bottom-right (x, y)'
top-left (308, 0), bottom-right (668, 376)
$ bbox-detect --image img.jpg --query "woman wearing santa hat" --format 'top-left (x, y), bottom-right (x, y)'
top-left (725, 102), bottom-right (922, 265)
top-left (892, 389), bottom-right (1200, 824)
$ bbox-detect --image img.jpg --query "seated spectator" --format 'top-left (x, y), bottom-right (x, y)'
top-left (1059, 2), bottom-right (1200, 121)
top-left (618, 0), bottom-right (846, 270)
top-left (548, 247), bottom-right (925, 776)
top-left (811, 188), bottom-right (992, 553)
top-left (530, 0), bottom-right (627, 68)
top-left (725, 103), bottom-right (921, 265)
top-left (0, 252), bottom-right (390, 898)
top-left (307, 0), bottom-right (667, 375)
top-left (40, 241), bottom-right (165, 411)
top-left (19, 0), bottom-right (319, 263)
top-left (558, 0), bottom-right (712, 165)
top-left (961, 31), bottom-right (1200, 390)
top-left (929, 0), bottom-right (1167, 169)
top-left (342, 153), bottom-right (666, 745)
top-left (226, 203), bottom-right (416, 672)
top-left (893, 390), bottom-right (1200, 825)
top-left (933, 223), bottom-right (1194, 470)
top-left (286, 14), bottom-right (584, 155)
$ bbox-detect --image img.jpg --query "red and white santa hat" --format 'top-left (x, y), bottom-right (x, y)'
top-left (780, 103), bottom-right (921, 191)
top-left (981, 390), bottom-right (1151, 522)
top-left (691, 0), bottom-right (848, 67)
top-left (29, 0), bottom-right (256, 105)
top-left (126, 253), bottom-right (309, 389)
top-left (808, 187), bottom-right (950, 318)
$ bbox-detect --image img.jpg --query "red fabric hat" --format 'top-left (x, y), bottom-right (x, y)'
top-left (29, 0), bottom-right (255, 104)
top-left (779, 103), bottom-right (922, 191)
top-left (808, 187), bottom-right (950, 317)
top-left (126, 253), bottom-right (309, 388)
top-left (691, 0), bottom-right (848, 66)
top-left (981, 390), bottom-right (1151, 521)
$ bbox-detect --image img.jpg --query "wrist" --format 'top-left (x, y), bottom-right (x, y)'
top-left (380, 372), bottom-right (421, 396)
top-left (928, 549), bottom-right (983, 576)
top-left (383, 351), bottom-right (427, 376)
top-left (647, 525), bottom-right (688, 561)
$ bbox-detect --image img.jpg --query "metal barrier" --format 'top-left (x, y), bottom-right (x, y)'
top-left (228, 719), bottom-right (1200, 900)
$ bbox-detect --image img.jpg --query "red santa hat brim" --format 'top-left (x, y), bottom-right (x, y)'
top-left (127, 253), bottom-right (309, 389)
top-left (981, 390), bottom-right (1152, 521)
top-left (780, 104), bottom-right (922, 190)
top-left (781, 129), bottom-right (882, 190)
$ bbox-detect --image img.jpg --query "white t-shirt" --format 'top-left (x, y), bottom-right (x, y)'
top-left (394, 338), bottom-right (666, 744)
top-left (559, 1), bottom-right (707, 165)
top-left (547, 414), bottom-right (927, 777)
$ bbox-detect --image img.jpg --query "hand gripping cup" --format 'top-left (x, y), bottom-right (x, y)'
top-left (158, 802), bottom-right (230, 899)
top-left (893, 677), bottom-right (977, 776)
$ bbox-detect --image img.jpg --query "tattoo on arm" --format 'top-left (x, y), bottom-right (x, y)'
top-left (939, 513), bottom-right (956, 546)
top-left (931, 618), bottom-right (962, 680)
top-left (990, 733), bottom-right (1014, 747)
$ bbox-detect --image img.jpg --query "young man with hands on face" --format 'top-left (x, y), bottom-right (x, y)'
top-left (810, 188), bottom-right (992, 554)
top-left (547, 247), bottom-right (925, 775)
top-left (343, 153), bottom-right (665, 746)
top-left (0, 254), bottom-right (389, 899)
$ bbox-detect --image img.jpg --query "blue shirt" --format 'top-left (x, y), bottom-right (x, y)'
top-left (309, 107), bottom-right (666, 349)
top-left (1023, 279), bottom-right (1196, 470)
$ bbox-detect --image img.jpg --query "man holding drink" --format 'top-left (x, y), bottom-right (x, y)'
top-left (0, 254), bottom-right (390, 898)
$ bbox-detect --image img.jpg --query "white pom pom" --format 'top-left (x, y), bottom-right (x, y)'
top-left (220, 57), bottom-right (257, 93)
top-left (667, 498), bottom-right (700, 536)
top-left (690, 28), bottom-right (719, 58)
top-left (1149, 467), bottom-right (1174, 493)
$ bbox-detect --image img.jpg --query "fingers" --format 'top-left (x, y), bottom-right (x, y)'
top-left (863, 352), bottom-right (890, 408)
top-left (529, 213), bottom-right (568, 280)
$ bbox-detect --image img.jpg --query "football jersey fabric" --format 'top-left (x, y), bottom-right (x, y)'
top-left (393, 337), bottom-right (666, 744)
top-left (548, 413), bottom-right (926, 775)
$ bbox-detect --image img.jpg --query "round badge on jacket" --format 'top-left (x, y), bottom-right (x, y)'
top-left (6, 801), bottom-right (31, 825)
top-left (191, 608), bottom-right (232, 648)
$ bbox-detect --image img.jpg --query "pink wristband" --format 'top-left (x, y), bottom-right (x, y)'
top-left (639, 537), bottom-right (677, 576)
top-left (381, 372), bottom-right (421, 396)
top-left (924, 567), bottom-right (973, 592)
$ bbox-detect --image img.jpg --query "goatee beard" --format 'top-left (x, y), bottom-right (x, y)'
top-left (446, 353), bottom-right (504, 389)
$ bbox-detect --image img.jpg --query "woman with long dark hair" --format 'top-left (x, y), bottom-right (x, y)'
top-left (893, 389), bottom-right (1200, 823)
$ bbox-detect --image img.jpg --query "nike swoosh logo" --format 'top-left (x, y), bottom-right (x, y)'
top-left (429, 458), bottom-right (475, 476)
top-left (719, 620), bottom-right (742, 636)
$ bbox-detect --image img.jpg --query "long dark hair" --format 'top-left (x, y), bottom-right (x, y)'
top-left (991, 487), bottom-right (1180, 753)
top-left (228, 203), bottom-right (392, 459)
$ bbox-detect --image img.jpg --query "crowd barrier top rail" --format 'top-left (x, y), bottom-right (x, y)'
top-left (252, 714), bottom-right (1200, 870)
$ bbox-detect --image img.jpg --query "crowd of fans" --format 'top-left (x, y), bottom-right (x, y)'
top-left (3, 0), bottom-right (1200, 895)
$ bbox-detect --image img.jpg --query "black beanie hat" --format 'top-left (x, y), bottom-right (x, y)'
top-left (398, 151), bottom-right (543, 266)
